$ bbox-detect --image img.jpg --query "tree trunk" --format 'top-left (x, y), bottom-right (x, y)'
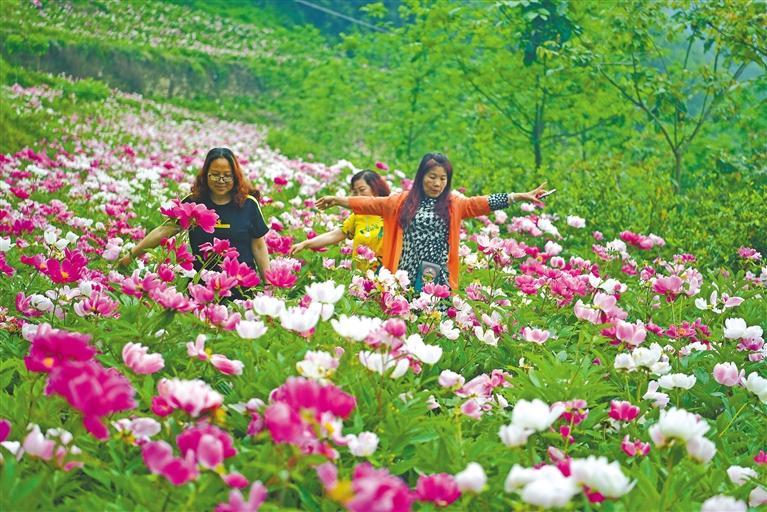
top-left (673, 150), bottom-right (683, 193)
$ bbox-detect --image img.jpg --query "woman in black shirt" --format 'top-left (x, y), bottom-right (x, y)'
top-left (118, 147), bottom-right (270, 283)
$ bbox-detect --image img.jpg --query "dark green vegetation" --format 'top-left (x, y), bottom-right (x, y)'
top-left (1, 0), bottom-right (766, 264)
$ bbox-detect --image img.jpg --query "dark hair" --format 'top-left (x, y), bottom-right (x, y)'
top-left (191, 147), bottom-right (260, 207)
top-left (350, 169), bottom-right (391, 197)
top-left (398, 153), bottom-right (453, 230)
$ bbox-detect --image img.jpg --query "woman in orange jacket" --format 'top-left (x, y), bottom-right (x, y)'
top-left (316, 152), bottom-right (551, 292)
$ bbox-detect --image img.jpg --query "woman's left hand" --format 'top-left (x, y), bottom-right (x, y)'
top-left (513, 183), bottom-right (552, 207)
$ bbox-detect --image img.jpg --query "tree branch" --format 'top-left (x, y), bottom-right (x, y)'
top-left (455, 57), bottom-right (532, 135)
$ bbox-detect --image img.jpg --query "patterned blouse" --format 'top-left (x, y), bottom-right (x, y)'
top-left (399, 193), bottom-right (509, 287)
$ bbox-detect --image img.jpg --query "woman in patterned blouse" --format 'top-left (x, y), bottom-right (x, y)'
top-left (316, 152), bottom-right (551, 292)
top-left (290, 170), bottom-right (390, 270)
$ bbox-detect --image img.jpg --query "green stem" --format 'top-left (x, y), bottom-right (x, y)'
top-left (718, 402), bottom-right (748, 438)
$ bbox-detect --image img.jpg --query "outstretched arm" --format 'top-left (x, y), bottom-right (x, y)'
top-left (315, 196), bottom-right (350, 209)
top-left (460, 183), bottom-right (553, 219)
top-left (317, 193), bottom-right (401, 217)
top-left (290, 229), bottom-right (346, 256)
top-left (117, 224), bottom-right (181, 266)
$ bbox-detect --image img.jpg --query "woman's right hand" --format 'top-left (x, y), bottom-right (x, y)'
top-left (315, 196), bottom-right (337, 210)
top-left (116, 253), bottom-right (133, 267)
top-left (289, 241), bottom-right (306, 256)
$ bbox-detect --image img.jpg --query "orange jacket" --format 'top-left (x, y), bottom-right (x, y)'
top-left (348, 192), bottom-right (492, 290)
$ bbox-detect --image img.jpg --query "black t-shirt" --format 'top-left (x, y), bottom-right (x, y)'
top-left (183, 195), bottom-right (269, 271)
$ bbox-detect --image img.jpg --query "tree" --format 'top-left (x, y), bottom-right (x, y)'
top-left (592, 0), bottom-right (760, 192)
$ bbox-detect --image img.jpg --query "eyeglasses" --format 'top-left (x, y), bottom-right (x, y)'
top-left (208, 174), bottom-right (233, 183)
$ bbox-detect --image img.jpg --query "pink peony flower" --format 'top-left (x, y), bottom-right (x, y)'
top-left (713, 362), bottom-right (744, 387)
top-left (264, 377), bottom-right (356, 453)
top-left (211, 354), bottom-right (245, 376)
top-left (415, 473), bottom-right (461, 507)
top-left (347, 463), bottom-right (414, 512)
top-left (161, 199), bottom-right (218, 233)
top-left (186, 334), bottom-right (209, 361)
top-left (177, 423), bottom-right (237, 470)
top-left (215, 481), bottom-right (268, 512)
top-left (222, 257), bottom-right (260, 288)
top-left (521, 327), bottom-right (550, 344)
top-left (614, 320), bottom-right (647, 347)
top-left (652, 275), bottom-right (684, 301)
top-left (265, 257), bottom-right (299, 288)
top-left (24, 323), bottom-right (96, 373)
top-left (154, 378), bottom-right (224, 417)
top-left (621, 435), bottom-right (651, 457)
top-left (609, 400), bottom-right (640, 422)
top-left (222, 472), bottom-right (249, 489)
top-left (122, 342), bottom-right (165, 375)
top-left (46, 360), bottom-right (136, 440)
top-left (142, 441), bottom-right (199, 486)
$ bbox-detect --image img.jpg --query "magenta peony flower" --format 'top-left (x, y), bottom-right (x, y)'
top-left (0, 418), bottom-right (10, 443)
top-left (621, 435), bottom-right (650, 457)
top-left (415, 473), bottom-right (461, 506)
top-left (24, 323), bottom-right (96, 373)
top-left (265, 258), bottom-right (298, 288)
top-left (347, 463), bottom-right (414, 512)
top-left (609, 400), bottom-right (640, 422)
top-left (43, 249), bottom-right (88, 284)
top-left (161, 199), bottom-right (219, 233)
top-left (222, 256), bottom-right (260, 287)
top-left (177, 423), bottom-right (237, 469)
top-left (46, 360), bottom-right (136, 440)
top-left (264, 377), bottom-right (357, 454)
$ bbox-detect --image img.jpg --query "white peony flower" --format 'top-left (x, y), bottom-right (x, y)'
top-left (648, 407), bottom-right (710, 446)
top-left (570, 456), bottom-right (634, 498)
top-left (305, 280), bottom-right (345, 304)
top-left (251, 294), bottom-right (285, 318)
top-left (658, 373), bottom-right (697, 390)
top-left (331, 314), bottom-right (382, 342)
top-left (701, 495), bottom-right (747, 512)
top-left (498, 424), bottom-right (532, 448)
top-left (439, 320), bottom-right (460, 340)
top-left (511, 399), bottom-right (565, 432)
top-left (455, 462), bottom-right (487, 493)
top-left (727, 465), bottom-right (758, 486)
top-left (474, 326), bottom-right (498, 347)
top-left (358, 352), bottom-right (409, 379)
top-left (235, 319), bottom-right (267, 339)
top-left (438, 370), bottom-right (465, 388)
top-left (743, 372), bottom-right (767, 402)
top-left (347, 432), bottom-right (379, 457)
top-left (403, 334), bottom-right (442, 365)
top-left (686, 436), bottom-right (716, 463)
top-left (566, 215), bottom-right (586, 228)
top-left (643, 381), bottom-right (670, 408)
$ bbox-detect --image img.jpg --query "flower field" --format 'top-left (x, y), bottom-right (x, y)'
top-left (0, 78), bottom-right (765, 512)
